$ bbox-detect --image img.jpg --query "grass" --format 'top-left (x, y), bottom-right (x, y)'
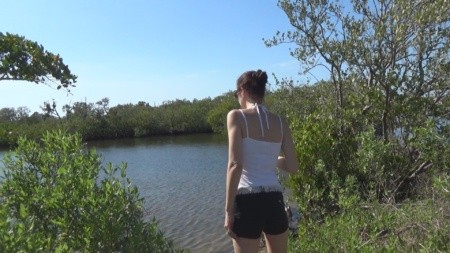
top-left (288, 185), bottom-right (449, 252)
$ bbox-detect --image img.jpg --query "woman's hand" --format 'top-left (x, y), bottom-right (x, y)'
top-left (277, 155), bottom-right (286, 170)
top-left (224, 211), bottom-right (237, 239)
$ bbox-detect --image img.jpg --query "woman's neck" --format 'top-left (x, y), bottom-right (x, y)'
top-left (243, 100), bottom-right (263, 109)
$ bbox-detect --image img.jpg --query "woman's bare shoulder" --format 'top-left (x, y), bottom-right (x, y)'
top-left (228, 108), bottom-right (241, 113)
top-left (227, 109), bottom-right (243, 123)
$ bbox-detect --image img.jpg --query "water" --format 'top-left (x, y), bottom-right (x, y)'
top-left (0, 134), bottom-right (234, 253)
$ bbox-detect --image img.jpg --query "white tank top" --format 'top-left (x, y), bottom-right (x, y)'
top-left (237, 105), bottom-right (284, 194)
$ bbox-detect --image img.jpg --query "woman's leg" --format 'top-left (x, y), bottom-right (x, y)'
top-left (264, 230), bottom-right (288, 253)
top-left (232, 237), bottom-right (260, 253)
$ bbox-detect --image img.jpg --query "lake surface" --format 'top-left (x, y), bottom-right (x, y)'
top-left (1, 134), bottom-right (234, 253)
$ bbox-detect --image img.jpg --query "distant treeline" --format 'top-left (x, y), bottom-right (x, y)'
top-left (0, 92), bottom-right (242, 148)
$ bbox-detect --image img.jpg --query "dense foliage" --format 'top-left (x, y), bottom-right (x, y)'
top-left (0, 131), bottom-right (184, 252)
top-left (265, 0), bottom-right (450, 251)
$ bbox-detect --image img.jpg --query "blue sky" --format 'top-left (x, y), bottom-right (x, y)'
top-left (1, 0), bottom-right (322, 113)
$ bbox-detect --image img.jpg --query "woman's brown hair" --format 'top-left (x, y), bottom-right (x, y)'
top-left (236, 69), bottom-right (268, 103)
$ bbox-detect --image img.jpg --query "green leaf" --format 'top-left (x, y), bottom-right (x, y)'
top-left (19, 203), bottom-right (28, 219)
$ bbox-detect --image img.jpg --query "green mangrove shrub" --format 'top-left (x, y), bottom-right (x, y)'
top-left (0, 131), bottom-right (184, 253)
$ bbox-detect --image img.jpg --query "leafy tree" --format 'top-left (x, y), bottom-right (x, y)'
top-left (265, 0), bottom-right (450, 221)
top-left (65, 101), bottom-right (95, 119)
top-left (0, 107), bottom-right (16, 121)
top-left (107, 103), bottom-right (143, 137)
top-left (267, 80), bottom-right (336, 118)
top-left (94, 97), bottom-right (110, 117)
top-left (13, 106), bottom-right (30, 121)
top-left (0, 32), bottom-right (77, 90)
top-left (207, 92), bottom-right (238, 134)
top-left (0, 107), bottom-right (30, 122)
top-left (267, 0), bottom-right (450, 141)
top-left (41, 99), bottom-right (62, 119)
top-left (0, 131), bottom-right (183, 252)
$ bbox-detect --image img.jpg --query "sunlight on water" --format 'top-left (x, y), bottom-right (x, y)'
top-left (89, 135), bottom-right (232, 253)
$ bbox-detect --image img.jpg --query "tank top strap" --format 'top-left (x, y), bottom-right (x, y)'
top-left (239, 109), bottom-right (249, 138)
top-left (253, 103), bottom-right (270, 137)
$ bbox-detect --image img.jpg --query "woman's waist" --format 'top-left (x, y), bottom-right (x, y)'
top-left (237, 184), bottom-right (283, 195)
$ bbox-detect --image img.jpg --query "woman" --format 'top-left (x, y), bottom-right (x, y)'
top-left (224, 70), bottom-right (299, 253)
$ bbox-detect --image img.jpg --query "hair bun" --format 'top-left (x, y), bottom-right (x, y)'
top-left (236, 69), bottom-right (268, 102)
top-left (255, 69), bottom-right (268, 84)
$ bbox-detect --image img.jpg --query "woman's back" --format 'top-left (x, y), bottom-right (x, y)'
top-left (237, 105), bottom-right (284, 191)
top-left (238, 105), bottom-right (283, 143)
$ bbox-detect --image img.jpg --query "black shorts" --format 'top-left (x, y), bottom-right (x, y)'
top-left (232, 191), bottom-right (288, 239)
